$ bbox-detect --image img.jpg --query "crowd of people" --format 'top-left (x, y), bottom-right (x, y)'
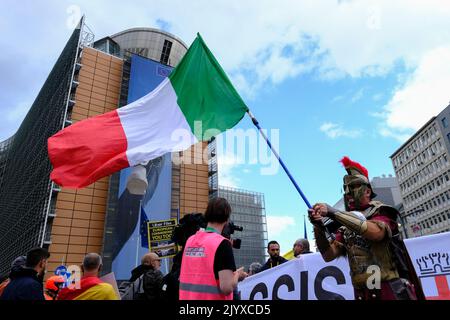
top-left (0, 197), bottom-right (311, 301)
top-left (0, 249), bottom-right (120, 301)
top-left (0, 156), bottom-right (427, 301)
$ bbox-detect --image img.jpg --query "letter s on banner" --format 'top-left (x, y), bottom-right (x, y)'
top-left (314, 266), bottom-right (346, 300)
top-left (273, 274), bottom-right (295, 300)
top-left (250, 283), bottom-right (269, 300)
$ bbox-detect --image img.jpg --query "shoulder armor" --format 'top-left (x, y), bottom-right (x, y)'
top-left (367, 201), bottom-right (399, 218)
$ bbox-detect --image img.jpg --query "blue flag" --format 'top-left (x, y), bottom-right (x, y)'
top-left (140, 206), bottom-right (149, 248)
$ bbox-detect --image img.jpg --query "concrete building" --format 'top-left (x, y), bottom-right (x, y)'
top-left (217, 186), bottom-right (268, 270)
top-left (333, 175), bottom-right (406, 236)
top-left (390, 103), bottom-right (450, 238)
top-left (0, 18), bottom-right (211, 277)
top-left (334, 174), bottom-right (402, 209)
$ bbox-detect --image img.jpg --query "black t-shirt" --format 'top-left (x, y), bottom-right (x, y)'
top-left (213, 239), bottom-right (236, 279)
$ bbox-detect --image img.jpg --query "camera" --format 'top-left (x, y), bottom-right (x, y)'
top-left (222, 221), bottom-right (243, 249)
top-left (171, 214), bottom-right (244, 249)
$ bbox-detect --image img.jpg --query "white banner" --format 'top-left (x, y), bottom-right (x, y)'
top-left (238, 253), bottom-right (355, 300)
top-left (239, 231), bottom-right (450, 300)
top-left (404, 232), bottom-right (450, 300)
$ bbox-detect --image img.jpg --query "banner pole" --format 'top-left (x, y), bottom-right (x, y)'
top-left (247, 110), bottom-right (312, 209)
top-left (135, 200), bottom-right (142, 267)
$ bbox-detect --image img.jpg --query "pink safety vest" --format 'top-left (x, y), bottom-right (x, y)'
top-left (179, 230), bottom-right (233, 300)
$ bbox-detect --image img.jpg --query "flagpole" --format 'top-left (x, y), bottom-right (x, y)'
top-left (135, 200), bottom-right (142, 267)
top-left (247, 110), bottom-right (312, 209)
top-left (304, 215), bottom-right (308, 240)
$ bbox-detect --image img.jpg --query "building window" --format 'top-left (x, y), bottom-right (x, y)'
top-left (160, 40), bottom-right (173, 65)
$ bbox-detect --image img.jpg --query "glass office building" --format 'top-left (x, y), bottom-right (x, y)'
top-left (0, 19), bottom-right (211, 278)
top-left (217, 186), bottom-right (268, 270)
top-left (0, 23), bottom-right (82, 276)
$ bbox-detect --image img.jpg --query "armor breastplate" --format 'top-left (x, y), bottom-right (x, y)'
top-left (341, 204), bottom-right (399, 288)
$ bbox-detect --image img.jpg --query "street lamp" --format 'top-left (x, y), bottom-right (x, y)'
top-left (125, 162), bottom-right (150, 267)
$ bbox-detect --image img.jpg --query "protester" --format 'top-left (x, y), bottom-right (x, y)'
top-left (119, 253), bottom-right (156, 300)
top-left (248, 262), bottom-right (262, 276)
top-left (0, 255), bottom-right (26, 299)
top-left (309, 156), bottom-right (425, 300)
top-left (1, 248), bottom-right (49, 300)
top-left (179, 198), bottom-right (247, 300)
top-left (58, 253), bottom-right (118, 300)
top-left (129, 253), bottom-right (156, 283)
top-left (44, 276), bottom-right (65, 300)
top-left (160, 213), bottom-right (206, 302)
top-left (261, 241), bottom-right (288, 272)
top-left (142, 252), bottom-right (164, 301)
top-left (293, 238), bottom-right (312, 258)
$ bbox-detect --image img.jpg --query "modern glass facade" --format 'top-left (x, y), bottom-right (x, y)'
top-left (93, 37), bottom-right (121, 57)
top-left (0, 26), bottom-right (82, 276)
top-left (0, 23), bottom-right (209, 279)
top-left (217, 186), bottom-right (268, 270)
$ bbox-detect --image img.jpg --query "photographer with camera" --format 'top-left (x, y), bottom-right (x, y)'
top-left (179, 198), bottom-right (247, 300)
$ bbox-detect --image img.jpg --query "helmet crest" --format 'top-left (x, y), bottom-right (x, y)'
top-left (340, 156), bottom-right (369, 179)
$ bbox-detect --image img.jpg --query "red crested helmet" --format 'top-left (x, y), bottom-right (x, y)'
top-left (45, 275), bottom-right (65, 291)
top-left (340, 156), bottom-right (376, 199)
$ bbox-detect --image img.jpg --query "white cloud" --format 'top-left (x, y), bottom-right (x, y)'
top-left (331, 94), bottom-right (345, 103)
top-left (266, 216), bottom-right (296, 238)
top-left (350, 88), bottom-right (364, 103)
top-left (4, 1), bottom-right (450, 139)
top-left (320, 122), bottom-right (363, 139)
top-left (381, 46), bottom-right (450, 138)
top-left (378, 127), bottom-right (413, 143)
top-left (372, 93), bottom-right (384, 102)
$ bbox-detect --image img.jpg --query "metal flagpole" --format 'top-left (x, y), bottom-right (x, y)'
top-left (247, 110), bottom-right (312, 209)
top-left (135, 200), bottom-right (142, 267)
top-left (304, 215), bottom-right (308, 240)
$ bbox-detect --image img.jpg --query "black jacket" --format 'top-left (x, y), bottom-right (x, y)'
top-left (129, 264), bottom-right (153, 283)
top-left (0, 268), bottom-right (44, 301)
top-left (260, 256), bottom-right (288, 272)
top-left (143, 269), bottom-right (164, 301)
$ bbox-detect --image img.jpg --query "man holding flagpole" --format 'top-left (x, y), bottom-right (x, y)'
top-left (308, 156), bottom-right (424, 300)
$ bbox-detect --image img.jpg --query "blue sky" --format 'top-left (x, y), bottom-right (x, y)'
top-left (2, 1), bottom-right (450, 256)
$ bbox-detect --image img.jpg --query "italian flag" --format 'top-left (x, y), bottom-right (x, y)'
top-left (48, 34), bottom-right (248, 188)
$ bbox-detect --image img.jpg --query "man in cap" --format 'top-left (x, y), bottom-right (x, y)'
top-left (308, 156), bottom-right (424, 300)
top-left (0, 256), bottom-right (26, 298)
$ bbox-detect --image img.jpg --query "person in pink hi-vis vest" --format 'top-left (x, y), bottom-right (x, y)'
top-left (179, 198), bottom-right (247, 300)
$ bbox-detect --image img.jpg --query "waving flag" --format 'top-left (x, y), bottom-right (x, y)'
top-left (140, 206), bottom-right (149, 248)
top-left (48, 33), bottom-right (248, 188)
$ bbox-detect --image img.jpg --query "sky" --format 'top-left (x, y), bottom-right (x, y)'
top-left (2, 0), bottom-right (450, 256)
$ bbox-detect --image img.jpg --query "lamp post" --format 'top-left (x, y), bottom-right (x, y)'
top-left (126, 162), bottom-right (149, 267)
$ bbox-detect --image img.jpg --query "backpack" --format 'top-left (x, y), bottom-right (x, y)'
top-left (118, 275), bottom-right (146, 300)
